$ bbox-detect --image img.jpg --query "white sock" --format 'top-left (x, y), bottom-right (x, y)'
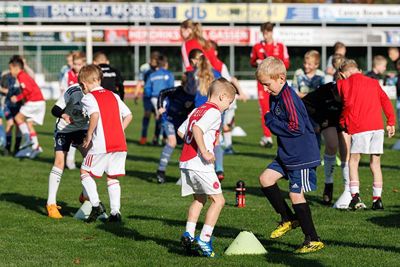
top-left (200, 224), bottom-right (214, 242)
top-left (30, 133), bottom-right (39, 149)
top-left (81, 173), bottom-right (100, 207)
top-left (350, 181), bottom-right (360, 196)
top-left (185, 221), bottom-right (196, 238)
top-left (324, 154), bottom-right (336, 184)
top-left (341, 162), bottom-right (350, 191)
top-left (47, 166), bottom-right (63, 205)
top-left (223, 131), bottom-right (232, 148)
top-left (373, 182), bottom-right (383, 200)
top-left (66, 146), bottom-right (76, 165)
top-left (107, 179), bottom-right (121, 215)
top-left (18, 122), bottom-right (29, 135)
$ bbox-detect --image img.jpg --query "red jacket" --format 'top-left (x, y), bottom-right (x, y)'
top-left (16, 70), bottom-right (44, 102)
top-left (250, 41), bottom-right (290, 70)
top-left (67, 69), bottom-right (78, 86)
top-left (337, 73), bottom-right (395, 134)
top-left (181, 39), bottom-right (223, 72)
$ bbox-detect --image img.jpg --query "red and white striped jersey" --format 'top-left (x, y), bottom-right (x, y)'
top-left (250, 41), bottom-right (290, 70)
top-left (178, 102), bottom-right (221, 172)
top-left (67, 70), bottom-right (78, 86)
top-left (82, 87), bottom-right (131, 154)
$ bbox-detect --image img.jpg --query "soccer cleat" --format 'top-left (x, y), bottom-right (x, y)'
top-left (322, 183), bottom-right (333, 205)
top-left (139, 137), bottom-right (147, 145)
top-left (259, 136), bottom-right (273, 148)
top-left (294, 237), bottom-right (325, 254)
top-left (107, 213), bottom-right (122, 223)
top-left (371, 198), bottom-right (384, 210)
top-left (79, 192), bottom-right (89, 204)
top-left (29, 146), bottom-right (43, 159)
top-left (19, 138), bottom-right (33, 150)
top-left (156, 170), bottom-right (166, 184)
top-left (224, 146), bottom-right (235, 155)
top-left (270, 220), bottom-right (299, 239)
top-left (333, 190), bottom-right (352, 209)
top-left (181, 232), bottom-right (195, 256)
top-left (216, 171), bottom-right (224, 182)
top-left (85, 202), bottom-right (106, 223)
top-left (194, 236), bottom-right (216, 258)
top-left (152, 136), bottom-right (159, 146)
top-left (46, 204), bottom-right (63, 219)
top-left (348, 193), bottom-right (367, 211)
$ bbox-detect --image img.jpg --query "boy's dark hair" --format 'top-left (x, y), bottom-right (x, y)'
top-left (188, 49), bottom-right (203, 61)
top-left (210, 40), bottom-right (218, 51)
top-left (260, 22), bottom-right (274, 32)
top-left (157, 55), bottom-right (168, 68)
top-left (150, 51), bottom-right (160, 61)
top-left (93, 51), bottom-right (108, 62)
top-left (9, 55), bottom-right (24, 69)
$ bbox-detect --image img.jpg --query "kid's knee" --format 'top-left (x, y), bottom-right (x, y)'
top-left (210, 194), bottom-right (225, 207)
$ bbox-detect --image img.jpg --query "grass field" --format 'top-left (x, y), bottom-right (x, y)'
top-left (0, 100), bottom-right (399, 266)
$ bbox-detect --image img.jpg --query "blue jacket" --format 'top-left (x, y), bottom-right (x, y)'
top-left (144, 68), bottom-right (174, 97)
top-left (265, 83), bottom-right (320, 170)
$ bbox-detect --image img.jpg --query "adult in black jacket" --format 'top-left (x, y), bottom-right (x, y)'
top-left (93, 52), bottom-right (125, 100)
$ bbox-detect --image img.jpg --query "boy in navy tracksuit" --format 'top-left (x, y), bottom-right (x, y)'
top-left (256, 57), bottom-right (324, 254)
top-left (144, 55), bottom-right (175, 145)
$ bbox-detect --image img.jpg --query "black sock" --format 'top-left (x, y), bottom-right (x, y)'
top-left (6, 135), bottom-right (12, 151)
top-left (292, 203), bottom-right (319, 241)
top-left (261, 184), bottom-right (295, 222)
top-left (14, 136), bottom-right (22, 152)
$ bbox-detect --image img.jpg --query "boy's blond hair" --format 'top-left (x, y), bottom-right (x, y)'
top-left (304, 50), bottom-right (320, 65)
top-left (78, 64), bottom-right (103, 84)
top-left (208, 78), bottom-right (237, 99)
top-left (372, 55), bottom-right (387, 68)
top-left (73, 51), bottom-right (86, 62)
top-left (339, 59), bottom-right (358, 73)
top-left (256, 57), bottom-right (287, 81)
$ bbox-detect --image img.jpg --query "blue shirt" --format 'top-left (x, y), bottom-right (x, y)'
top-left (265, 83), bottom-right (320, 170)
top-left (292, 69), bottom-right (325, 94)
top-left (1, 73), bottom-right (21, 109)
top-left (159, 86), bottom-right (195, 126)
top-left (144, 68), bottom-right (174, 97)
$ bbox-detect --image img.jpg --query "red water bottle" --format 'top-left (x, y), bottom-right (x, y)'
top-left (235, 180), bottom-right (246, 208)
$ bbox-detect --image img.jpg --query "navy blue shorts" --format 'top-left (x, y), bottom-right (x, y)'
top-left (4, 105), bottom-right (20, 120)
top-left (267, 160), bottom-right (317, 193)
top-left (54, 130), bottom-right (86, 152)
top-left (143, 97), bottom-right (154, 112)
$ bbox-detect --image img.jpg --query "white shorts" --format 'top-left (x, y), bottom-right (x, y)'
top-left (81, 152), bottom-right (127, 178)
top-left (180, 169), bottom-right (222, 197)
top-left (20, 101), bottom-right (46, 125)
top-left (351, 130), bottom-right (384, 154)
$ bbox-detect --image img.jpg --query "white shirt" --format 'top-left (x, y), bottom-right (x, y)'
top-left (179, 103), bottom-right (221, 172)
top-left (82, 87), bottom-right (131, 154)
top-left (55, 84), bottom-right (88, 133)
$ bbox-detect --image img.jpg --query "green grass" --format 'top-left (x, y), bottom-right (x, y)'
top-left (0, 100), bottom-right (399, 266)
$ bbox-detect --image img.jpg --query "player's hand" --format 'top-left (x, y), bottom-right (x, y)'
top-left (386, 125), bottom-right (395, 138)
top-left (10, 96), bottom-right (17, 103)
top-left (201, 151), bottom-right (215, 164)
top-left (82, 135), bottom-right (92, 148)
top-left (61, 114), bottom-right (73, 124)
top-left (158, 107), bottom-right (166, 115)
top-left (256, 59), bottom-right (263, 65)
top-left (238, 92), bottom-right (249, 102)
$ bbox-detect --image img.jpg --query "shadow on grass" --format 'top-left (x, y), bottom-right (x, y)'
top-left (126, 154), bottom-right (160, 164)
top-left (97, 223), bottom-right (186, 256)
top-left (367, 209), bottom-right (400, 228)
top-left (0, 193), bottom-right (77, 217)
top-left (258, 238), bottom-right (324, 266)
top-left (125, 169), bottom-right (179, 184)
top-left (128, 214), bottom-right (242, 239)
top-left (232, 151), bottom-right (276, 160)
top-left (359, 161), bottom-right (400, 171)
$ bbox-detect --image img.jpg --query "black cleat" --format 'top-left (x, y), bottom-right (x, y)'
top-left (181, 232), bottom-right (195, 256)
top-left (85, 202), bottom-right (106, 223)
top-left (107, 213), bottom-right (122, 223)
top-left (157, 170), bottom-right (166, 184)
top-left (371, 198), bottom-right (384, 210)
top-left (348, 193), bottom-right (367, 211)
top-left (322, 183), bottom-right (333, 205)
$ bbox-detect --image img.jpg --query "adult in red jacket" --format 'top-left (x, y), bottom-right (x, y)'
top-left (250, 22), bottom-right (290, 148)
top-left (337, 59), bottom-right (395, 210)
top-left (180, 19), bottom-right (231, 80)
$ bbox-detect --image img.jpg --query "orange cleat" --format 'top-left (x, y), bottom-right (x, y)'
top-left (139, 137), bottom-right (147, 145)
top-left (46, 204), bottom-right (63, 219)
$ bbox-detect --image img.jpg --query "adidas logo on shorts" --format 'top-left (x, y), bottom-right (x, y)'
top-left (292, 183), bottom-right (299, 189)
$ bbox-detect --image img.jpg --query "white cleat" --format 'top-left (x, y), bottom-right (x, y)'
top-left (333, 190), bottom-right (352, 209)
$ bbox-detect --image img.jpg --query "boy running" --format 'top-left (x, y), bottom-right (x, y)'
top-left (79, 65), bottom-right (132, 223)
top-left (46, 83), bottom-right (89, 219)
top-left (257, 57), bottom-right (324, 254)
top-left (178, 78), bottom-right (236, 257)
top-left (9, 55), bottom-right (45, 156)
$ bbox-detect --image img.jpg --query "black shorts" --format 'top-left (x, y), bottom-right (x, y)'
top-left (54, 130), bottom-right (86, 152)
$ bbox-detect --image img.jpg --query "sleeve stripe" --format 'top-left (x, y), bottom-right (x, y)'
top-left (282, 89), bottom-right (299, 131)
